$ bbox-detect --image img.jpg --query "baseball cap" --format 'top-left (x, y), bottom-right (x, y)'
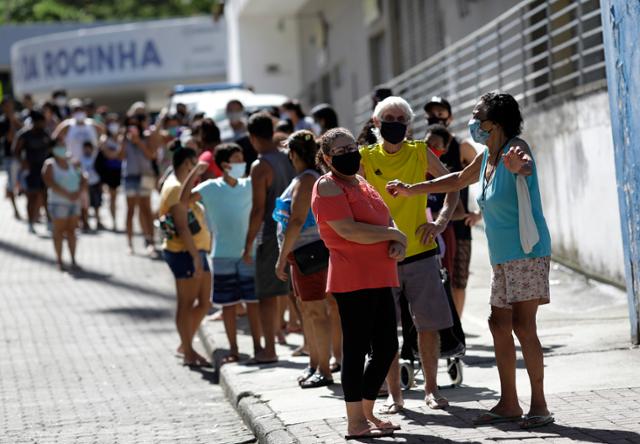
top-left (423, 96), bottom-right (452, 114)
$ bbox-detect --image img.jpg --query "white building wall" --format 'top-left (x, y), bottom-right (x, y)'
top-left (525, 91), bottom-right (625, 283)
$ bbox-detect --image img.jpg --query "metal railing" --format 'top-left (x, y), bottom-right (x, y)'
top-left (354, 0), bottom-right (606, 137)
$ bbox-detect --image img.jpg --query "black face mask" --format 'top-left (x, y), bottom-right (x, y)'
top-left (331, 150), bottom-right (361, 176)
top-left (380, 121), bottom-right (407, 144)
top-left (427, 116), bottom-right (448, 126)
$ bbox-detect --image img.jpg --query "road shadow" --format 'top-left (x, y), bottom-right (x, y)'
top-left (0, 238), bottom-right (174, 302)
top-left (94, 306), bottom-right (173, 320)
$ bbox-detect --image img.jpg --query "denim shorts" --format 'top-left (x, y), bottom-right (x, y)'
top-left (124, 175), bottom-right (154, 197)
top-left (163, 250), bottom-right (210, 279)
top-left (212, 258), bottom-right (257, 306)
top-left (48, 202), bottom-right (81, 219)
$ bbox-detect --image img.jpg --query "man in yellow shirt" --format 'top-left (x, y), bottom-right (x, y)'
top-left (360, 96), bottom-right (459, 411)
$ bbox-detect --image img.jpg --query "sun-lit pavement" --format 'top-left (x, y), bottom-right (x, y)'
top-left (0, 176), bottom-right (255, 444)
top-left (202, 222), bottom-right (640, 443)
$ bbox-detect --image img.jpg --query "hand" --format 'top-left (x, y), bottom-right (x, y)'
top-left (388, 241), bottom-right (406, 262)
top-left (386, 180), bottom-right (411, 198)
top-left (502, 146), bottom-right (530, 174)
top-left (241, 248), bottom-right (253, 265)
top-left (275, 257), bottom-right (289, 282)
top-left (128, 126), bottom-right (140, 143)
top-left (390, 228), bottom-right (407, 246)
top-left (195, 161), bottom-right (209, 176)
top-left (464, 211), bottom-right (482, 227)
top-left (192, 254), bottom-right (203, 279)
top-left (416, 221), bottom-right (445, 245)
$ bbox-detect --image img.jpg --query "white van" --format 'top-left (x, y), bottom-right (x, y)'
top-left (168, 83), bottom-right (287, 140)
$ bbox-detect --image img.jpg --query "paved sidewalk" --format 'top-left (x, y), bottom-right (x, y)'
top-left (0, 177), bottom-right (255, 443)
top-left (201, 229), bottom-right (640, 443)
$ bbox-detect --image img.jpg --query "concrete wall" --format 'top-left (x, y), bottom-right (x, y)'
top-left (296, 0), bottom-right (371, 131)
top-left (525, 91), bottom-right (626, 284)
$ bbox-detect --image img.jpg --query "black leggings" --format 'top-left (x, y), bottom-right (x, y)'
top-left (333, 287), bottom-right (398, 402)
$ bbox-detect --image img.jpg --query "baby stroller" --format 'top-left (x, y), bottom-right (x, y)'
top-left (398, 264), bottom-right (466, 390)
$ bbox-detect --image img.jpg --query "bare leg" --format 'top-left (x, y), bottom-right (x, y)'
top-left (303, 299), bottom-right (332, 377)
top-left (418, 330), bottom-right (447, 407)
top-left (26, 191), bottom-right (38, 227)
top-left (222, 305), bottom-right (239, 356)
top-left (256, 296), bottom-right (280, 361)
top-left (7, 190), bottom-right (20, 219)
top-left (301, 301), bottom-right (319, 371)
top-left (452, 287), bottom-right (466, 318)
top-left (66, 215), bottom-right (79, 266)
top-left (125, 195), bottom-right (138, 253)
top-left (512, 300), bottom-right (549, 417)
top-left (488, 306), bottom-right (523, 416)
top-left (175, 277), bottom-right (205, 364)
top-left (109, 188), bottom-right (118, 230)
top-left (276, 294), bottom-right (288, 343)
top-left (190, 269), bottom-right (212, 339)
top-left (345, 401), bottom-right (371, 436)
top-left (384, 354), bottom-right (404, 406)
top-left (245, 302), bottom-right (263, 356)
top-left (52, 218), bottom-right (66, 269)
top-left (138, 195), bottom-right (155, 248)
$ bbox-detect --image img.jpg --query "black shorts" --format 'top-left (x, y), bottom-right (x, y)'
top-left (101, 168), bottom-right (122, 189)
top-left (89, 183), bottom-right (103, 208)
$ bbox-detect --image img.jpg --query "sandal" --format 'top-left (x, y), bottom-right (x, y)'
top-left (297, 366), bottom-right (315, 384)
top-left (378, 402), bottom-right (404, 415)
top-left (345, 427), bottom-right (394, 440)
top-left (300, 373), bottom-right (333, 389)
top-left (330, 362), bottom-right (341, 373)
top-left (520, 414), bottom-right (554, 429)
top-left (425, 393), bottom-right (449, 410)
top-left (473, 411), bottom-right (523, 426)
top-left (374, 420), bottom-right (401, 431)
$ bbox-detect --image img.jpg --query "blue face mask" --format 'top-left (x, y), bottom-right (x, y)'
top-left (468, 118), bottom-right (491, 145)
top-left (53, 146), bottom-right (67, 158)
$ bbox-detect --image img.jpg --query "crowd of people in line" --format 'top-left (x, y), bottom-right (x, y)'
top-left (0, 86), bottom-right (554, 439)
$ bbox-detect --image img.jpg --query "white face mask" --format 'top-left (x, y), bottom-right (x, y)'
top-left (108, 123), bottom-right (119, 134)
top-left (227, 162), bottom-right (246, 179)
top-left (73, 111), bottom-right (86, 121)
top-left (55, 97), bottom-right (67, 108)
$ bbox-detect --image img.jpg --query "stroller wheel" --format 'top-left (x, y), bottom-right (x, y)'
top-left (400, 361), bottom-right (414, 390)
top-left (446, 358), bottom-right (463, 386)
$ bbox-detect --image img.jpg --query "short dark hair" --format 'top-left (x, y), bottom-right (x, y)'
top-left (426, 124), bottom-right (452, 145)
top-left (247, 112), bottom-right (274, 140)
top-left (281, 100), bottom-right (305, 118)
top-left (275, 119), bottom-right (293, 134)
top-left (30, 110), bottom-right (45, 122)
top-left (226, 100), bottom-right (244, 111)
top-left (214, 143), bottom-right (243, 169)
top-left (169, 139), bottom-right (197, 170)
top-left (310, 103), bottom-right (339, 130)
top-left (83, 140), bottom-right (94, 148)
top-left (480, 92), bottom-right (523, 139)
top-left (200, 118), bottom-right (220, 145)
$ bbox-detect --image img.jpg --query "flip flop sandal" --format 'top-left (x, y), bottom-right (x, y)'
top-left (425, 394), bottom-right (449, 410)
top-left (345, 427), bottom-right (394, 440)
top-left (520, 414), bottom-right (555, 429)
top-left (375, 420), bottom-right (402, 431)
top-left (330, 363), bottom-right (341, 373)
top-left (183, 357), bottom-right (211, 368)
top-left (378, 402), bottom-right (404, 415)
top-left (473, 411), bottom-right (523, 426)
top-left (300, 373), bottom-right (333, 389)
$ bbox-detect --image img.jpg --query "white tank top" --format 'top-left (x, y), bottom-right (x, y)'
top-left (65, 120), bottom-right (98, 161)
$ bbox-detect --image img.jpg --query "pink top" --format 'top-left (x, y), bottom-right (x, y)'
top-left (311, 174), bottom-right (399, 293)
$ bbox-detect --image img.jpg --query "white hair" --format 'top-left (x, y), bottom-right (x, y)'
top-left (372, 96), bottom-right (415, 122)
top-left (371, 96), bottom-right (414, 143)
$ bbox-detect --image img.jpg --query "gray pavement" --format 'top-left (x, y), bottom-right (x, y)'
top-left (201, 226), bottom-right (640, 443)
top-left (0, 176), bottom-right (255, 444)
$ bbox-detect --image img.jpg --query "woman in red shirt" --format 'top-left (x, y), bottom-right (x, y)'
top-left (311, 127), bottom-right (406, 440)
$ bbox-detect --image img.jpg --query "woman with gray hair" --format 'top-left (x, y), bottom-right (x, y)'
top-left (359, 96), bottom-right (459, 413)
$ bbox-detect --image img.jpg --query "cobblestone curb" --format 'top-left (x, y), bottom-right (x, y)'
top-left (199, 328), bottom-right (299, 444)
